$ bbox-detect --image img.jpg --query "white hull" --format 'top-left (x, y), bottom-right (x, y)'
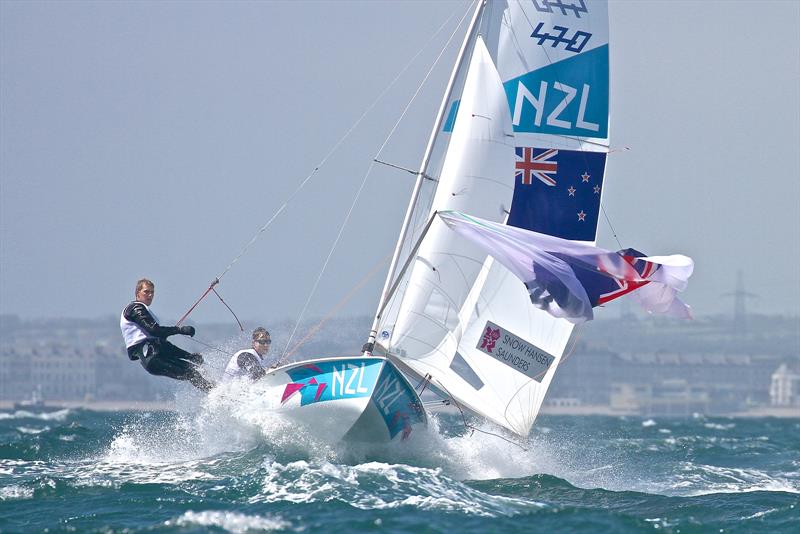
top-left (258, 356), bottom-right (426, 443)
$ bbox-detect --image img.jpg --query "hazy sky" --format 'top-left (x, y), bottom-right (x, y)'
top-left (1, 0), bottom-right (799, 327)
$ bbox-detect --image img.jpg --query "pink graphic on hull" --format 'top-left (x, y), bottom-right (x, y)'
top-left (280, 373), bottom-right (328, 404)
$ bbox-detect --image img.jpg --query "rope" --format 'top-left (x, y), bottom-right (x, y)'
top-left (430, 375), bottom-right (529, 451)
top-left (415, 373), bottom-right (432, 394)
top-left (177, 279), bottom-right (219, 326)
top-left (601, 205), bottom-right (623, 250)
top-left (559, 327), bottom-right (583, 367)
top-left (176, 279), bottom-right (243, 331)
top-left (211, 287), bottom-right (244, 332)
top-left (186, 336), bottom-right (233, 357)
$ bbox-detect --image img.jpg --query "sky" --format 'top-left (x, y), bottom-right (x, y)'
top-left (1, 0), bottom-right (799, 327)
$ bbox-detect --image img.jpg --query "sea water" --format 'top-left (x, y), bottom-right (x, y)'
top-left (1, 399), bottom-right (798, 533)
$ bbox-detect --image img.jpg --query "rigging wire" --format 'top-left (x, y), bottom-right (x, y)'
top-left (280, 6), bottom-right (475, 361)
top-left (281, 250), bottom-right (392, 361)
top-left (373, 3), bottom-right (474, 163)
top-left (601, 206), bottom-right (623, 250)
top-left (176, 6), bottom-right (463, 326)
top-left (278, 158), bottom-right (377, 362)
top-left (431, 375), bottom-right (529, 451)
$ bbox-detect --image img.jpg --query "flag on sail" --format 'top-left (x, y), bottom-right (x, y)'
top-left (515, 147), bottom-right (558, 186)
top-left (438, 211), bottom-right (694, 323)
top-left (507, 148), bottom-right (607, 241)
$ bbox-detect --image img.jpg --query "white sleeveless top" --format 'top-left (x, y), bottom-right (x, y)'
top-left (223, 348), bottom-right (267, 381)
top-left (119, 302), bottom-right (159, 348)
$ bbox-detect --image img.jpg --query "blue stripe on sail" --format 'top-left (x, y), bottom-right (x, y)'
top-left (442, 100), bottom-right (460, 133)
top-left (443, 45), bottom-right (609, 138)
top-left (504, 45), bottom-right (609, 138)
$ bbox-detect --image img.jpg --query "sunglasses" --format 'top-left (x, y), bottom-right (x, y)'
top-left (255, 339), bottom-right (271, 345)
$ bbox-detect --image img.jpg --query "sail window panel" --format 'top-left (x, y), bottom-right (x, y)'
top-left (390, 308), bottom-right (453, 364)
top-left (449, 351), bottom-right (485, 390)
top-left (421, 284), bottom-right (460, 335)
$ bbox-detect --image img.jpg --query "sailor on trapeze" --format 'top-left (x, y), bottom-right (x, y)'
top-left (120, 278), bottom-right (214, 392)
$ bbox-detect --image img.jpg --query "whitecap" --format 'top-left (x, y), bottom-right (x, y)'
top-left (0, 484), bottom-right (34, 501)
top-left (740, 508), bottom-right (778, 520)
top-left (16, 426), bottom-right (49, 434)
top-left (249, 459), bottom-right (541, 517)
top-left (164, 510), bottom-right (290, 533)
top-left (703, 422), bottom-right (735, 430)
top-left (673, 462), bottom-right (800, 496)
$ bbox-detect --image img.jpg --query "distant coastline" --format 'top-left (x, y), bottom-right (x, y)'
top-left (0, 400), bottom-right (176, 412)
top-left (2, 400), bottom-right (796, 418)
top-left (538, 404), bottom-right (799, 418)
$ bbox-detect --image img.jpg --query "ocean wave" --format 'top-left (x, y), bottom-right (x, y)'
top-left (250, 459), bottom-right (540, 517)
top-left (0, 409), bottom-right (71, 422)
top-left (2, 411), bottom-right (799, 532)
top-left (672, 462), bottom-right (800, 496)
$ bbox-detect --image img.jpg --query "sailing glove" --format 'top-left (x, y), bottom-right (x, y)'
top-left (179, 325), bottom-right (196, 337)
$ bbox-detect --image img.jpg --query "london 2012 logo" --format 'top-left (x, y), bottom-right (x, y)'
top-left (480, 326), bottom-right (501, 353)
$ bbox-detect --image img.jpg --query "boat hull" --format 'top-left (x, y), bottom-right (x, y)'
top-left (260, 356), bottom-right (426, 443)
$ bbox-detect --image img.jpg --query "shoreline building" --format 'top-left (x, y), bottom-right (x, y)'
top-left (770, 364), bottom-right (800, 407)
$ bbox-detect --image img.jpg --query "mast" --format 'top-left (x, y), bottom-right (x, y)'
top-left (365, 0), bottom-right (486, 351)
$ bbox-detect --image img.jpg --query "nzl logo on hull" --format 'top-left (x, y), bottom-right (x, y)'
top-left (373, 364), bottom-right (425, 440)
top-left (281, 360), bottom-right (381, 406)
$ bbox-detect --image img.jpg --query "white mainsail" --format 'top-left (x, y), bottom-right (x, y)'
top-left (370, 0), bottom-right (612, 437)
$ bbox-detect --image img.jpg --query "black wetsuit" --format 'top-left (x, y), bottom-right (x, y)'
top-left (122, 302), bottom-right (214, 392)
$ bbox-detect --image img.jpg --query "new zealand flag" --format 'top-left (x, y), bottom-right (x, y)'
top-left (530, 248), bottom-right (655, 316)
top-left (507, 147), bottom-right (606, 241)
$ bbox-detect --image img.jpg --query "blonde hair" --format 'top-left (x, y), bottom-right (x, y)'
top-left (135, 278), bottom-right (154, 295)
top-left (252, 327), bottom-right (270, 340)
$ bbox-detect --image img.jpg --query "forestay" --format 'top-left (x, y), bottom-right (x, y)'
top-left (373, 0), bottom-right (611, 437)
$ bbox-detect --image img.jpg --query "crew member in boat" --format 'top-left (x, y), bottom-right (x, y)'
top-left (120, 278), bottom-right (215, 392)
top-left (223, 327), bottom-right (274, 382)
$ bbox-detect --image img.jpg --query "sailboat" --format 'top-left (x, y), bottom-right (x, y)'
top-left (246, 0), bottom-right (691, 443)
